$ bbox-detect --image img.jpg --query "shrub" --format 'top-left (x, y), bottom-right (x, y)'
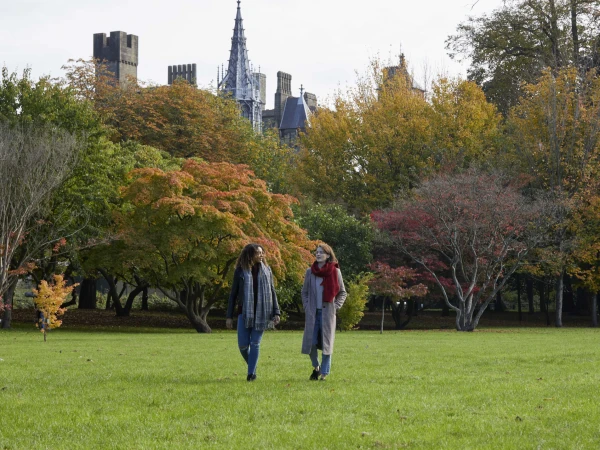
top-left (338, 273), bottom-right (372, 331)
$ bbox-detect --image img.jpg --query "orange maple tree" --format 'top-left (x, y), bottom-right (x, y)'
top-left (116, 160), bottom-right (313, 332)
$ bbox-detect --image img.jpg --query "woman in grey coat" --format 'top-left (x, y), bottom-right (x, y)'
top-left (301, 243), bottom-right (347, 381)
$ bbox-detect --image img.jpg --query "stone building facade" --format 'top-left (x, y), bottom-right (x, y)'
top-left (217, 1), bottom-right (316, 142)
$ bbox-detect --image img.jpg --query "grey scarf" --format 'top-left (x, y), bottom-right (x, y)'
top-left (242, 261), bottom-right (273, 331)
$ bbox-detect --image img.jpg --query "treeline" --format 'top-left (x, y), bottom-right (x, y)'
top-left (1, 0), bottom-right (600, 332)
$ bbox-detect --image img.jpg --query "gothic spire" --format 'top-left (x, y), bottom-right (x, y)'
top-left (219, 0), bottom-right (255, 100)
top-left (218, 0), bottom-right (262, 132)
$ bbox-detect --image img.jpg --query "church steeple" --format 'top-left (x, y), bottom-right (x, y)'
top-left (218, 0), bottom-right (263, 131)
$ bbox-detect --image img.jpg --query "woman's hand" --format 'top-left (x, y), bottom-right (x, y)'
top-left (273, 315), bottom-right (281, 326)
top-left (226, 318), bottom-right (233, 329)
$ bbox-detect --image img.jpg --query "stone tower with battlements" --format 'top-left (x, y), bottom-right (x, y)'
top-left (274, 71), bottom-right (292, 127)
top-left (168, 64), bottom-right (197, 85)
top-left (217, 1), bottom-right (263, 132)
top-left (93, 31), bottom-right (138, 85)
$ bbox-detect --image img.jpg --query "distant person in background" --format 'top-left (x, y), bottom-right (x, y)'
top-left (301, 243), bottom-right (347, 381)
top-left (226, 244), bottom-right (280, 381)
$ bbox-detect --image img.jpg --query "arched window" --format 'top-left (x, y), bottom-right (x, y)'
top-left (241, 104), bottom-right (250, 119)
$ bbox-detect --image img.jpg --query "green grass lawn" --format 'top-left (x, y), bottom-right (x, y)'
top-left (1, 327), bottom-right (599, 449)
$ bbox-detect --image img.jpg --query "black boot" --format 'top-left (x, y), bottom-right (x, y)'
top-left (310, 368), bottom-right (320, 380)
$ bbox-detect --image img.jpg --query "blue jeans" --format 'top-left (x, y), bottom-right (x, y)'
top-left (237, 314), bottom-right (264, 376)
top-left (309, 309), bottom-right (331, 376)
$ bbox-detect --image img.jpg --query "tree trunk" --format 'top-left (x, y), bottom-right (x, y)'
top-left (549, 0), bottom-right (562, 68)
top-left (1, 278), bottom-right (18, 329)
top-left (544, 282), bottom-right (551, 326)
top-left (97, 270), bottom-right (123, 314)
top-left (555, 271), bottom-right (564, 327)
top-left (78, 278), bottom-right (97, 309)
top-left (462, 300), bottom-right (475, 331)
top-left (591, 293), bottom-right (598, 328)
top-left (517, 274), bottom-right (522, 323)
top-left (575, 288), bottom-right (589, 315)
top-left (380, 298), bottom-right (386, 334)
top-left (391, 300), bottom-right (415, 330)
top-left (190, 313), bottom-right (212, 333)
top-left (441, 299), bottom-right (450, 316)
top-left (563, 275), bottom-right (575, 312)
top-left (119, 284), bottom-right (146, 317)
top-left (538, 280), bottom-right (547, 313)
top-left (182, 289), bottom-right (212, 333)
top-left (495, 291), bottom-right (506, 312)
top-left (141, 287), bottom-right (149, 311)
top-left (570, 0), bottom-right (580, 68)
top-left (526, 277), bottom-right (534, 314)
top-left (61, 281), bottom-right (78, 308)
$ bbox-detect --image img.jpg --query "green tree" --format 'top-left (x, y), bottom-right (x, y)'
top-left (447, 0), bottom-right (600, 115)
top-left (0, 66), bottom-right (100, 325)
top-left (294, 202), bottom-right (374, 280)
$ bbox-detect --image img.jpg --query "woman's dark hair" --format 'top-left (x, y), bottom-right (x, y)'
top-left (236, 243), bottom-right (264, 270)
top-left (316, 243), bottom-right (338, 263)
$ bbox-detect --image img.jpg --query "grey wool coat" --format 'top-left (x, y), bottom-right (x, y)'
top-left (301, 267), bottom-right (347, 355)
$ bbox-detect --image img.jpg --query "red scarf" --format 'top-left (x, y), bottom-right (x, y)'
top-left (311, 261), bottom-right (340, 303)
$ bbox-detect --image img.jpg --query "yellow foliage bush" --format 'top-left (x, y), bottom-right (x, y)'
top-left (33, 275), bottom-right (76, 340)
top-left (338, 273), bottom-right (372, 331)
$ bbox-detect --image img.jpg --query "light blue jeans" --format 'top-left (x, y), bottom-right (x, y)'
top-left (310, 309), bottom-right (331, 375)
top-left (237, 314), bottom-right (264, 376)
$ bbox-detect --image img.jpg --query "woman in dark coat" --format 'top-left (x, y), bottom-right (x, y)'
top-left (301, 243), bottom-right (347, 381)
top-left (226, 244), bottom-right (280, 381)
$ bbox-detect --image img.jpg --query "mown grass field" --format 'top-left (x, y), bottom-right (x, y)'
top-left (1, 327), bottom-right (599, 449)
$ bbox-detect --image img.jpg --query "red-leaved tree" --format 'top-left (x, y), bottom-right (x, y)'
top-left (369, 262), bottom-right (428, 332)
top-left (373, 170), bottom-right (547, 331)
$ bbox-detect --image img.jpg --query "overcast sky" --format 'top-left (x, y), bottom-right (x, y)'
top-left (0, 0), bottom-right (504, 108)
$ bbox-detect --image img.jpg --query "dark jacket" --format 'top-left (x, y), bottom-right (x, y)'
top-left (226, 266), bottom-right (281, 319)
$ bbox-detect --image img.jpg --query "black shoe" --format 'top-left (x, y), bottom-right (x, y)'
top-left (247, 374), bottom-right (257, 381)
top-left (310, 369), bottom-right (320, 380)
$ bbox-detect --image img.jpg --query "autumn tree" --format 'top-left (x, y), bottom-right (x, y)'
top-left (115, 160), bottom-right (313, 332)
top-left (32, 275), bottom-right (76, 341)
top-left (373, 170), bottom-right (547, 331)
top-left (368, 262), bottom-right (428, 332)
top-left (296, 59), bottom-right (502, 214)
top-left (296, 59), bottom-right (433, 214)
top-left (508, 67), bottom-right (600, 326)
top-left (429, 78), bottom-right (503, 168)
top-left (63, 60), bottom-right (263, 162)
top-left (71, 142), bottom-right (181, 315)
top-left (569, 178), bottom-right (600, 326)
top-left (243, 128), bottom-right (297, 194)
